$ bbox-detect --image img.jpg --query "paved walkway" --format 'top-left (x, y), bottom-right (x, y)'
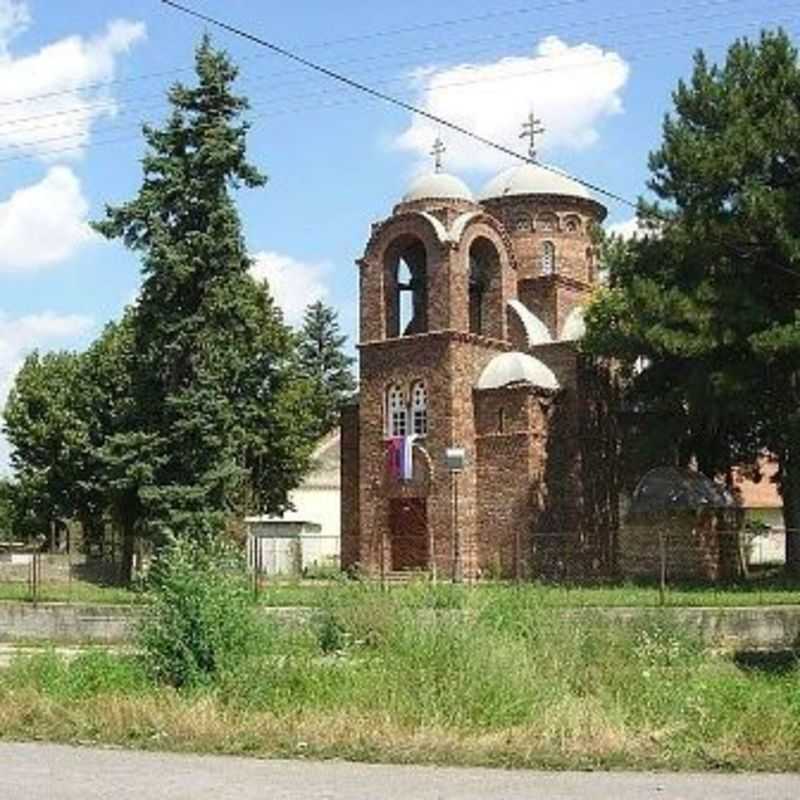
top-left (1, 743), bottom-right (798, 799)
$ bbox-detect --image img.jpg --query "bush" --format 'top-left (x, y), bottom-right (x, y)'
top-left (137, 536), bottom-right (265, 688)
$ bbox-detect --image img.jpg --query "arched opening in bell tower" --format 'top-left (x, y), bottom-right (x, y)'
top-left (468, 237), bottom-right (503, 339)
top-left (384, 236), bottom-right (428, 338)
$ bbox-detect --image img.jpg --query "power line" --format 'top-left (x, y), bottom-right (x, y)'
top-left (0, 0), bottom-right (767, 115)
top-left (155, 0), bottom-right (634, 207)
top-left (4, 9), bottom-right (791, 156)
top-left (157, 1), bottom-right (800, 284)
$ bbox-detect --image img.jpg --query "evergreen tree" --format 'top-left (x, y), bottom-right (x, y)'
top-left (297, 300), bottom-right (356, 439)
top-left (584, 30), bottom-right (800, 568)
top-left (92, 37), bottom-right (315, 544)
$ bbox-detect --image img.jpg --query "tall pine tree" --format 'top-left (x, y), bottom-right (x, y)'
top-left (585, 30), bottom-right (800, 569)
top-left (93, 37), bottom-right (315, 544)
top-left (297, 300), bottom-right (356, 440)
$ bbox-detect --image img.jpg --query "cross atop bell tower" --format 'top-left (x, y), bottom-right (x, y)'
top-left (430, 136), bottom-right (446, 173)
top-left (520, 112), bottom-right (545, 161)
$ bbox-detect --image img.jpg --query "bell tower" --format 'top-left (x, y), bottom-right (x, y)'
top-left (341, 141), bottom-right (517, 579)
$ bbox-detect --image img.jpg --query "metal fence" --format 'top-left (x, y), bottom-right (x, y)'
top-left (0, 542), bottom-right (124, 602)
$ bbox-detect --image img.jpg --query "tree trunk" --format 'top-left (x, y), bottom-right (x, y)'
top-left (118, 511), bottom-right (136, 586)
top-left (781, 455), bottom-right (800, 576)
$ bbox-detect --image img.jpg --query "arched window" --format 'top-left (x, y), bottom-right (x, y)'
top-left (537, 213), bottom-right (558, 232)
top-left (386, 238), bottom-right (427, 338)
top-left (386, 385), bottom-right (407, 437)
top-left (586, 247), bottom-right (595, 282)
top-left (565, 215), bottom-right (582, 233)
top-left (540, 241), bottom-right (556, 275)
top-left (411, 381), bottom-right (428, 436)
top-left (468, 237), bottom-right (502, 338)
top-left (469, 253), bottom-right (488, 335)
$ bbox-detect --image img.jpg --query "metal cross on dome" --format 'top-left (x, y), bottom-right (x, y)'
top-left (430, 136), bottom-right (446, 173)
top-left (520, 112), bottom-right (545, 161)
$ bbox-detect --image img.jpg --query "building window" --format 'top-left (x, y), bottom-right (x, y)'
top-left (387, 385), bottom-right (407, 437)
top-left (565, 215), bottom-right (581, 233)
top-left (513, 215), bottom-right (532, 232)
top-left (498, 407), bottom-right (506, 433)
top-left (540, 240), bottom-right (556, 275)
top-left (537, 213), bottom-right (558, 232)
top-left (469, 253), bottom-right (488, 335)
top-left (411, 381), bottom-right (428, 436)
top-left (586, 247), bottom-right (595, 282)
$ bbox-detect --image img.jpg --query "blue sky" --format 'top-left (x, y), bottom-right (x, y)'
top-left (0, 0), bottom-right (798, 470)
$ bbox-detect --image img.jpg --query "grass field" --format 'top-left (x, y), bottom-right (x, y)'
top-left (1, 584), bottom-right (799, 771)
top-left (2, 573), bottom-right (800, 608)
top-left (0, 580), bottom-right (138, 605)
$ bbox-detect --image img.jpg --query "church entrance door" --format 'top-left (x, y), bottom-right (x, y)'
top-left (389, 498), bottom-right (428, 571)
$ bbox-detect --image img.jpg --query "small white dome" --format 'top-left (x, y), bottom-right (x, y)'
top-left (402, 172), bottom-right (474, 203)
top-left (560, 306), bottom-right (586, 341)
top-left (477, 352), bottom-right (560, 391)
top-left (479, 162), bottom-right (591, 202)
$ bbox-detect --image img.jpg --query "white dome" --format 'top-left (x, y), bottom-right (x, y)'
top-left (402, 172), bottom-right (474, 203)
top-left (477, 352), bottom-right (560, 392)
top-left (479, 162), bottom-right (591, 202)
top-left (560, 306), bottom-right (586, 341)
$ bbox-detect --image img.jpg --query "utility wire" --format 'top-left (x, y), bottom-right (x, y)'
top-left (3, 13), bottom-right (794, 161)
top-left (0, 0), bottom-right (768, 132)
top-left (157, 0), bottom-right (636, 207)
top-left (157, 0), bottom-right (800, 283)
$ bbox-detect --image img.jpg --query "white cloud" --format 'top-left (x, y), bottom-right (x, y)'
top-left (0, 1), bottom-right (146, 160)
top-left (0, 166), bottom-right (98, 271)
top-left (606, 216), bottom-right (661, 241)
top-left (606, 217), bottom-right (642, 240)
top-left (394, 35), bottom-right (629, 173)
top-left (0, 0), bottom-right (29, 56)
top-left (0, 310), bottom-right (94, 473)
top-left (249, 251), bottom-right (330, 326)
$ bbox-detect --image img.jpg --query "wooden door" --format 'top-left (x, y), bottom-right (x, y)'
top-left (390, 498), bottom-right (428, 571)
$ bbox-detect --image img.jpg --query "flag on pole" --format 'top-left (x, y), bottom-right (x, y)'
top-left (386, 435), bottom-right (417, 481)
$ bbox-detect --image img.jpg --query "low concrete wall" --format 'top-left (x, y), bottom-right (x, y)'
top-left (0, 602), bottom-right (138, 644)
top-left (1, 602), bottom-right (800, 651)
top-left (574, 606), bottom-right (800, 651)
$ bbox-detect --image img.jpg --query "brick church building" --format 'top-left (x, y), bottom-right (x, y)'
top-left (340, 130), bottom-right (620, 580)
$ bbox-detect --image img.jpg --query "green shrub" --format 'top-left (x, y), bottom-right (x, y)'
top-left (137, 536), bottom-right (266, 688)
top-left (3, 648), bottom-right (148, 699)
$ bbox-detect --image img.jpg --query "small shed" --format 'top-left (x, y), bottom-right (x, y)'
top-left (620, 466), bottom-right (742, 582)
top-left (245, 431), bottom-right (341, 576)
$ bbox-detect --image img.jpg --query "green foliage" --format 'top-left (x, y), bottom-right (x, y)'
top-left (4, 648), bottom-right (149, 700)
top-left (137, 536), bottom-right (265, 688)
top-left (4, 587), bottom-right (800, 769)
top-left (0, 479), bottom-right (13, 541)
top-left (584, 30), bottom-right (800, 550)
top-left (91, 36), bottom-right (316, 540)
top-left (297, 300), bottom-right (356, 439)
top-left (2, 350), bottom-right (89, 534)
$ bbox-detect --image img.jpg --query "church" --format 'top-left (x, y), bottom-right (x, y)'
top-left (340, 122), bottom-right (620, 581)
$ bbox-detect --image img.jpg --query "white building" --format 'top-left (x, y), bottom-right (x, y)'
top-left (246, 432), bottom-right (341, 575)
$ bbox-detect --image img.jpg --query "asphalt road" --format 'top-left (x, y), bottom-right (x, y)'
top-left (1, 742), bottom-right (799, 799)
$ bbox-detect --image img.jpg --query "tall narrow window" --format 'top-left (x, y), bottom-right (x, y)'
top-left (411, 381), bottom-right (428, 436)
top-left (387, 385), bottom-right (407, 437)
top-left (540, 241), bottom-right (555, 275)
top-left (469, 254), bottom-right (488, 335)
top-left (389, 239), bottom-right (427, 338)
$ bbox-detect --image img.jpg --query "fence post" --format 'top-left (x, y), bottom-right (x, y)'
top-left (658, 529), bottom-right (667, 607)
